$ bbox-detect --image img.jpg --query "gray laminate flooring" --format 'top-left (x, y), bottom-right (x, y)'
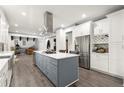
top-left (10, 54), bottom-right (123, 87)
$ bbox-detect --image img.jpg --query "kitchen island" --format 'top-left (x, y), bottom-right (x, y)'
top-left (34, 51), bottom-right (79, 87)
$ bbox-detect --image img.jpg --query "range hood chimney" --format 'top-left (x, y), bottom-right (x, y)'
top-left (44, 11), bottom-right (53, 34)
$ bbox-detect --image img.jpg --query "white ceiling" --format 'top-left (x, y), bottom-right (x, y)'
top-left (0, 5), bottom-right (123, 35)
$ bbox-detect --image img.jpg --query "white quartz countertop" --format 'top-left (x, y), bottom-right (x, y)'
top-left (34, 51), bottom-right (79, 59)
top-left (0, 58), bottom-right (9, 71)
top-left (0, 51), bottom-right (14, 57)
top-left (0, 51), bottom-right (14, 71)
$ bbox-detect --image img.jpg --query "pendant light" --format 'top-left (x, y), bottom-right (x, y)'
top-left (11, 36), bottom-right (14, 40)
top-left (33, 38), bottom-right (35, 41)
top-left (19, 37), bottom-right (22, 41)
top-left (27, 37), bottom-right (29, 41)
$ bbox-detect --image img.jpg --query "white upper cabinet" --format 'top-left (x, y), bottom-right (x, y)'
top-left (94, 18), bottom-right (109, 35)
top-left (94, 20), bottom-right (102, 35)
top-left (107, 9), bottom-right (124, 43)
top-left (74, 21), bottom-right (91, 37)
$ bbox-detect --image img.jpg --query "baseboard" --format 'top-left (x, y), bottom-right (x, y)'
top-left (65, 79), bottom-right (79, 87)
top-left (91, 68), bottom-right (123, 79)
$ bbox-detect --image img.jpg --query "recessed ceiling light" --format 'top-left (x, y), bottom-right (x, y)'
top-left (14, 24), bottom-right (18, 27)
top-left (81, 14), bottom-right (87, 18)
top-left (61, 24), bottom-right (65, 28)
top-left (16, 31), bottom-right (18, 32)
top-left (21, 12), bottom-right (27, 16)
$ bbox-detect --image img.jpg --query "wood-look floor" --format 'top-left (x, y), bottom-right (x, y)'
top-left (10, 54), bottom-right (123, 87)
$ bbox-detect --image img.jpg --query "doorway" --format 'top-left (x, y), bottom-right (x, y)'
top-left (66, 31), bottom-right (72, 53)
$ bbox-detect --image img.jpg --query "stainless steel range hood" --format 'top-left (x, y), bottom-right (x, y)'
top-left (44, 11), bottom-right (53, 33)
top-left (40, 11), bottom-right (55, 37)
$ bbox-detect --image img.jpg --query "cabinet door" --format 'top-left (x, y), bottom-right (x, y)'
top-left (74, 25), bottom-right (82, 37)
top-left (74, 22), bottom-right (90, 37)
top-left (109, 14), bottom-right (124, 43)
top-left (98, 54), bottom-right (109, 72)
top-left (47, 59), bottom-right (57, 86)
top-left (39, 55), bottom-right (44, 71)
top-left (35, 54), bottom-right (40, 67)
top-left (43, 56), bottom-right (48, 75)
top-left (102, 19), bottom-right (109, 35)
top-left (38, 55), bottom-right (42, 69)
top-left (109, 43), bottom-right (124, 76)
top-left (82, 22), bottom-right (90, 35)
top-left (94, 21), bottom-right (102, 35)
top-left (91, 53), bottom-right (109, 72)
top-left (48, 65), bottom-right (57, 86)
top-left (91, 53), bottom-right (99, 69)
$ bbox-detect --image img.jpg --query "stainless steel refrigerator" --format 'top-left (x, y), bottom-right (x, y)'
top-left (75, 35), bottom-right (90, 69)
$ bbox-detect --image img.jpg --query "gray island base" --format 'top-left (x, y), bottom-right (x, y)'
top-left (34, 51), bottom-right (79, 87)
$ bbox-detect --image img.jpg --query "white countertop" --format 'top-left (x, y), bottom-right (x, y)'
top-left (34, 51), bottom-right (79, 59)
top-left (0, 51), bottom-right (14, 71)
top-left (0, 58), bottom-right (9, 71)
top-left (0, 51), bottom-right (14, 57)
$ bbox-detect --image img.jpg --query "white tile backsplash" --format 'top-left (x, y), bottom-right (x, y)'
top-left (93, 35), bottom-right (109, 44)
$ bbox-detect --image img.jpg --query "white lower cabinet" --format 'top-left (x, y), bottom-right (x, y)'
top-left (0, 62), bottom-right (8, 87)
top-left (109, 43), bottom-right (124, 77)
top-left (91, 53), bottom-right (109, 72)
top-left (91, 43), bottom-right (124, 77)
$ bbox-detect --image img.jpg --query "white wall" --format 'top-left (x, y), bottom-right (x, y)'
top-left (10, 36), bottom-right (36, 49)
top-left (38, 36), bottom-right (56, 51)
top-left (38, 37), bottom-right (47, 51)
top-left (56, 29), bottom-right (66, 52)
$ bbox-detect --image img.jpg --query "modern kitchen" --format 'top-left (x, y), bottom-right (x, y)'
top-left (0, 5), bottom-right (124, 87)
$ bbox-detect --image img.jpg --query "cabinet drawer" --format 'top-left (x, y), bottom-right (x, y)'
top-left (47, 63), bottom-right (57, 86)
top-left (48, 71), bottom-right (57, 86)
top-left (48, 57), bottom-right (57, 66)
